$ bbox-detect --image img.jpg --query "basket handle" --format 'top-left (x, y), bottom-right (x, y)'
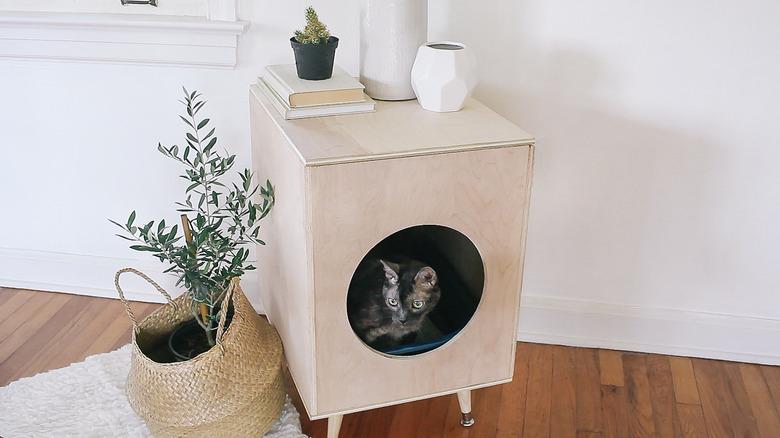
top-left (114, 268), bottom-right (175, 332)
top-left (215, 276), bottom-right (239, 346)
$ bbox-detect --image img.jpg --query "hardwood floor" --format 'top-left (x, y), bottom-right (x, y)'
top-left (2, 287), bottom-right (779, 438)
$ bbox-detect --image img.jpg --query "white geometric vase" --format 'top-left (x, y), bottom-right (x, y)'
top-left (360, 0), bottom-right (428, 101)
top-left (411, 42), bottom-right (477, 112)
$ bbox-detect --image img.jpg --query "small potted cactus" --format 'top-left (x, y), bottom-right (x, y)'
top-left (290, 6), bottom-right (339, 80)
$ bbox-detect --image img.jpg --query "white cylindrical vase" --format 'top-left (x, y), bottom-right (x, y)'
top-left (360, 0), bottom-right (428, 101)
top-left (411, 41), bottom-right (477, 112)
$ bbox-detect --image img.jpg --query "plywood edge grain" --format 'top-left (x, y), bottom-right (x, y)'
top-left (508, 145), bottom-right (535, 376)
top-left (308, 378), bottom-right (512, 420)
top-left (303, 165), bottom-right (319, 416)
top-left (303, 141), bottom-right (536, 167)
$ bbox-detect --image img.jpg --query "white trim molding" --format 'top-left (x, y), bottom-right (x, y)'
top-left (0, 247), bottom-right (263, 311)
top-left (3, 246), bottom-right (778, 365)
top-left (0, 10), bottom-right (248, 68)
top-left (518, 294), bottom-right (780, 365)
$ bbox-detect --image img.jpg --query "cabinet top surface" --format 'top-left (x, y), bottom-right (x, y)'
top-left (250, 85), bottom-right (534, 166)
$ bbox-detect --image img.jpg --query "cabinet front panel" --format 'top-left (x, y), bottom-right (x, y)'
top-left (309, 145), bottom-right (533, 415)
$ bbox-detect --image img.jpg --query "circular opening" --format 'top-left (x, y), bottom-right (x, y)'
top-left (427, 42), bottom-right (464, 51)
top-left (347, 225), bottom-right (484, 357)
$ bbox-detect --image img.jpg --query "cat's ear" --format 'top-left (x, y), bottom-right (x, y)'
top-left (415, 266), bottom-right (438, 289)
top-left (379, 259), bottom-right (399, 284)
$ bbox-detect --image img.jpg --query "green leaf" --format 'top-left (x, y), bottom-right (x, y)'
top-left (197, 118), bottom-right (209, 130)
top-left (248, 204), bottom-right (256, 222)
top-left (127, 211), bottom-right (136, 228)
top-left (179, 116), bottom-right (194, 129)
top-left (129, 245), bottom-right (161, 252)
top-left (259, 207), bottom-right (271, 220)
top-left (193, 101), bottom-right (206, 115)
top-left (109, 219), bottom-right (125, 230)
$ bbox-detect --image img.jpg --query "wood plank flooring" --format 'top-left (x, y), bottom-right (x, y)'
top-left (2, 287), bottom-right (779, 438)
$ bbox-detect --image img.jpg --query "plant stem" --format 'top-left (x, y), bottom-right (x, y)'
top-left (181, 213), bottom-right (211, 342)
top-left (205, 311), bottom-right (215, 346)
top-left (189, 109), bottom-right (213, 224)
top-left (199, 303), bottom-right (210, 329)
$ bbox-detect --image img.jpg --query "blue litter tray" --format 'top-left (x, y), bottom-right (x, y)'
top-left (382, 331), bottom-right (458, 356)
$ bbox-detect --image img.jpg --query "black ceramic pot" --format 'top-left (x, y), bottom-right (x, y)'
top-left (168, 318), bottom-right (215, 361)
top-left (290, 36), bottom-right (339, 80)
top-left (168, 307), bottom-right (234, 362)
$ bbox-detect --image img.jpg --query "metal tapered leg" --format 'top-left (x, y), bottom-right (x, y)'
top-left (457, 390), bottom-right (475, 427)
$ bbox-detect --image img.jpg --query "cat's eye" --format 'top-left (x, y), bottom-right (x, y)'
top-left (412, 300), bottom-right (424, 309)
top-left (387, 298), bottom-right (398, 306)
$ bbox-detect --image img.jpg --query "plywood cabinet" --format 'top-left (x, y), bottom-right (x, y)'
top-left (249, 85), bottom-right (535, 436)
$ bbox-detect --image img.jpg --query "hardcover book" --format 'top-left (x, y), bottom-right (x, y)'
top-left (257, 77), bottom-right (375, 120)
top-left (264, 64), bottom-right (366, 108)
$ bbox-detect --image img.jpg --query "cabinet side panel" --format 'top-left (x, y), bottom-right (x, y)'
top-left (507, 144), bottom-right (536, 378)
top-left (250, 94), bottom-right (316, 414)
top-left (310, 145), bottom-right (532, 415)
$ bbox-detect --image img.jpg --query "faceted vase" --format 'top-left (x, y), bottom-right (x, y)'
top-left (411, 42), bottom-right (477, 112)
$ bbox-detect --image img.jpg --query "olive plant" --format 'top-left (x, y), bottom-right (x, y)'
top-left (111, 88), bottom-right (274, 346)
top-left (293, 6), bottom-right (330, 44)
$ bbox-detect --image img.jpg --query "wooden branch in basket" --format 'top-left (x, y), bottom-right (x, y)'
top-left (180, 214), bottom-right (210, 326)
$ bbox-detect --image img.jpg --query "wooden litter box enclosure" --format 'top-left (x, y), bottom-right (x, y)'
top-left (249, 85), bottom-right (535, 437)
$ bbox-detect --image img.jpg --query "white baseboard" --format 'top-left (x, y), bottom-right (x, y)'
top-left (2, 247), bottom-right (777, 365)
top-left (0, 247), bottom-right (262, 310)
top-left (518, 294), bottom-right (780, 365)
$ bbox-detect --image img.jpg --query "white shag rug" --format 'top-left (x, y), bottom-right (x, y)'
top-left (0, 345), bottom-right (308, 438)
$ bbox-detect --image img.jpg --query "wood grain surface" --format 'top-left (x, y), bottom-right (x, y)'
top-left (2, 287), bottom-right (779, 438)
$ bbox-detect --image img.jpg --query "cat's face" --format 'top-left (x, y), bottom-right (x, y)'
top-left (380, 260), bottom-right (441, 328)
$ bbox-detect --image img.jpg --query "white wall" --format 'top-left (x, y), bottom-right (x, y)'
top-left (1, 0), bottom-right (778, 364)
top-left (430, 0), bottom-right (780, 364)
top-left (0, 0), bottom-right (360, 303)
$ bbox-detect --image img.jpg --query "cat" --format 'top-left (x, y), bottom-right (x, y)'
top-left (347, 258), bottom-right (441, 350)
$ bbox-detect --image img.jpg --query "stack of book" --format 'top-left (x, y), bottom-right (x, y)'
top-left (258, 64), bottom-right (375, 120)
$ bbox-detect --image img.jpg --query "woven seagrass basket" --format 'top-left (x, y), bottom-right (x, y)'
top-left (114, 268), bottom-right (285, 438)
